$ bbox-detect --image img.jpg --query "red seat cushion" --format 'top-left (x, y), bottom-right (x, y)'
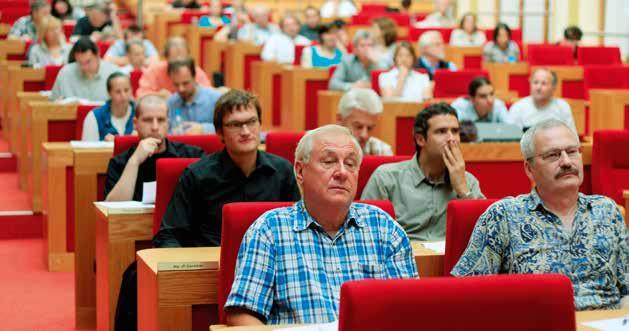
top-left (433, 70), bottom-right (488, 98)
top-left (527, 44), bottom-right (574, 66)
top-left (582, 65), bottom-right (626, 100)
top-left (113, 134), bottom-right (223, 156)
top-left (264, 131), bottom-right (305, 164)
top-left (130, 69), bottom-right (143, 96)
top-left (577, 46), bottom-right (621, 66)
top-left (592, 130), bottom-right (629, 204)
top-left (154, 158), bottom-right (200, 233)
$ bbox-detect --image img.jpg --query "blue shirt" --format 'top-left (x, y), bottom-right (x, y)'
top-left (167, 86), bottom-right (222, 134)
top-left (452, 190), bottom-right (629, 310)
top-left (451, 97), bottom-right (512, 123)
top-left (225, 200), bottom-right (418, 324)
top-left (311, 46), bottom-right (342, 69)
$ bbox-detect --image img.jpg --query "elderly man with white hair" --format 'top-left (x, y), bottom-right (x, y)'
top-left (414, 30), bottom-right (456, 80)
top-left (224, 124), bottom-right (418, 326)
top-left (337, 88), bottom-right (392, 156)
top-left (453, 118), bottom-right (629, 311)
top-left (237, 4), bottom-right (279, 45)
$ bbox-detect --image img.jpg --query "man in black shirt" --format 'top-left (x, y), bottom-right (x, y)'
top-left (105, 94), bottom-right (205, 202)
top-left (72, 2), bottom-right (120, 42)
top-left (153, 89), bottom-right (301, 247)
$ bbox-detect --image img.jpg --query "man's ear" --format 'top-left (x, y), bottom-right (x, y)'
top-left (414, 132), bottom-right (426, 148)
top-left (216, 129), bottom-right (225, 144)
top-left (523, 160), bottom-right (534, 182)
top-left (294, 161), bottom-right (305, 185)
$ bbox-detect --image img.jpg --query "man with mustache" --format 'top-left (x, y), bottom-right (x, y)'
top-left (453, 119), bottom-right (629, 311)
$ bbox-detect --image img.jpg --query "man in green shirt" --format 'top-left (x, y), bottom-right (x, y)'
top-left (361, 102), bottom-right (485, 240)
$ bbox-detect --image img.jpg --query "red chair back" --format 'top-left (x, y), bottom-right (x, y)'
top-left (433, 70), bottom-right (488, 98)
top-left (217, 199), bottom-right (396, 324)
top-left (44, 65), bottom-right (63, 91)
top-left (265, 131), bottom-right (305, 164)
top-left (582, 65), bottom-right (627, 100)
top-left (113, 134), bottom-right (223, 156)
top-left (527, 44), bottom-right (574, 66)
top-left (293, 44), bottom-right (307, 65)
top-left (338, 274), bottom-right (575, 331)
top-left (180, 10), bottom-right (210, 23)
top-left (359, 4), bottom-right (388, 13)
top-left (0, 2), bottom-right (30, 24)
top-left (62, 22), bottom-right (75, 40)
top-left (592, 130), bottom-right (629, 205)
top-left (357, 155), bottom-right (411, 198)
top-left (577, 46), bottom-right (621, 66)
top-left (74, 105), bottom-right (99, 139)
top-left (130, 69), bottom-right (143, 96)
top-left (154, 158), bottom-right (200, 233)
top-left (97, 40), bottom-right (113, 58)
top-left (370, 69), bottom-right (386, 95)
top-left (444, 199), bottom-right (498, 275)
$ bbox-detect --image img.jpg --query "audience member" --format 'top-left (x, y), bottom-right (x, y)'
top-left (320, 0), bottom-right (358, 19)
top-left (453, 118), bottom-right (628, 310)
top-left (509, 68), bottom-right (576, 132)
top-left (337, 88), bottom-right (392, 156)
top-left (449, 12), bottom-right (486, 47)
top-left (370, 17), bottom-right (398, 67)
top-left (171, 0), bottom-right (202, 9)
top-left (119, 40), bottom-right (148, 73)
top-left (300, 23), bottom-right (343, 68)
top-left (362, 103), bottom-right (484, 240)
top-left (167, 59), bottom-right (223, 134)
top-left (299, 6), bottom-right (321, 41)
top-left (82, 72), bottom-right (135, 142)
top-left (50, 37), bottom-right (120, 102)
top-left (136, 37), bottom-right (211, 98)
top-left (380, 41), bottom-right (431, 102)
top-left (198, 0), bottom-right (231, 28)
top-left (451, 76), bottom-right (511, 123)
top-left (51, 0), bottom-right (85, 22)
top-left (72, 2), bottom-right (121, 42)
top-left (333, 19), bottom-right (350, 53)
top-left (559, 25), bottom-right (582, 58)
top-left (415, 0), bottom-right (455, 28)
top-left (8, 0), bottom-right (51, 41)
top-left (414, 31), bottom-right (456, 80)
top-left (483, 22), bottom-right (520, 63)
top-left (28, 16), bottom-right (72, 67)
top-left (328, 30), bottom-right (387, 91)
top-left (104, 24), bottom-right (159, 67)
top-left (260, 14), bottom-right (311, 64)
top-left (225, 124), bottom-right (418, 325)
top-left (236, 5), bottom-right (279, 45)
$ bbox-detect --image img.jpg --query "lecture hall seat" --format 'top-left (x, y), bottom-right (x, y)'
top-left (357, 155), bottom-right (411, 198)
top-left (527, 44), bottom-right (574, 66)
top-left (43, 64), bottom-right (63, 90)
top-left (74, 104), bottom-right (99, 139)
top-left (433, 69), bottom-right (488, 98)
top-left (577, 46), bottom-right (622, 66)
top-left (591, 130), bottom-right (629, 222)
top-left (154, 158), bottom-right (200, 232)
top-left (217, 200), bottom-right (396, 324)
top-left (113, 134), bottom-right (223, 155)
top-left (443, 199), bottom-right (498, 275)
top-left (264, 131), bottom-right (305, 164)
top-left (338, 274), bottom-right (575, 331)
top-left (582, 65), bottom-right (627, 100)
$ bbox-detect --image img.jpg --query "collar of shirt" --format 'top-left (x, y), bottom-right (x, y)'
top-left (77, 60), bottom-right (104, 80)
top-left (292, 200), bottom-right (364, 232)
top-left (216, 149), bottom-right (277, 178)
top-left (179, 85), bottom-right (201, 107)
top-left (526, 188), bottom-right (591, 212)
top-left (408, 154), bottom-right (448, 186)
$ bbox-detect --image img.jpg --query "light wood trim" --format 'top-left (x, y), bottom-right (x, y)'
top-left (280, 67), bottom-right (330, 131)
top-left (565, 98), bottom-right (587, 136)
top-left (0, 39), bottom-right (26, 61)
top-left (577, 308), bottom-right (629, 331)
top-left (224, 42), bottom-right (262, 90)
top-left (482, 62), bottom-right (529, 96)
top-left (444, 46), bottom-right (483, 69)
top-left (204, 40), bottom-right (230, 77)
top-left (250, 61), bottom-right (284, 131)
top-left (316, 90), bottom-right (344, 129)
top-left (7, 66), bottom-right (45, 154)
top-left (152, 11), bottom-right (182, 53)
top-left (16, 92), bottom-right (48, 191)
top-left (589, 89), bottom-right (629, 133)
top-left (186, 26), bottom-right (216, 75)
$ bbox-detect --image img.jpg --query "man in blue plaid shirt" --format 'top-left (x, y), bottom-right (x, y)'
top-left (224, 124), bottom-right (418, 325)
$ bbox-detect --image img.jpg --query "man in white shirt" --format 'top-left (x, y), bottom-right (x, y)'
top-left (509, 68), bottom-right (577, 133)
top-left (260, 14), bottom-right (311, 64)
top-left (236, 5), bottom-right (279, 45)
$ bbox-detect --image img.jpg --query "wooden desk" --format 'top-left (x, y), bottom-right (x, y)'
top-left (483, 62), bottom-right (529, 96)
top-left (250, 61), bottom-right (284, 130)
top-left (565, 98), bottom-right (587, 136)
top-left (224, 42), bottom-right (262, 90)
top-left (16, 92), bottom-right (48, 190)
top-left (0, 60), bottom-right (29, 143)
top-left (445, 46), bottom-right (482, 69)
top-left (589, 89), bottom-right (629, 132)
top-left (204, 40), bottom-right (229, 76)
top-left (151, 11), bottom-right (182, 53)
top-left (186, 26), bottom-right (216, 77)
top-left (7, 66), bottom-right (45, 154)
top-left (316, 90), bottom-right (344, 128)
top-left (280, 67), bottom-right (330, 131)
top-left (95, 204), bottom-right (154, 331)
top-left (0, 39), bottom-right (26, 61)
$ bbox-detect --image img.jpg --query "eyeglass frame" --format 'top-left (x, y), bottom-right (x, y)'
top-left (526, 145), bottom-right (582, 163)
top-left (222, 117), bottom-right (260, 132)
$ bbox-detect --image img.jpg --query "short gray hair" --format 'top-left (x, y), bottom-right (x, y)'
top-left (294, 124), bottom-right (363, 165)
top-left (337, 88), bottom-right (383, 119)
top-left (352, 29), bottom-right (371, 46)
top-left (520, 118), bottom-right (579, 160)
top-left (418, 30), bottom-right (443, 49)
top-left (530, 67), bottom-right (558, 86)
top-left (163, 36), bottom-right (189, 58)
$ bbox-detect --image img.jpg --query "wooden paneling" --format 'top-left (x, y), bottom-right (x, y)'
top-left (589, 89), bottom-right (629, 132)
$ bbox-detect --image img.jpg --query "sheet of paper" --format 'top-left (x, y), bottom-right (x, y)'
top-left (70, 140), bottom-right (114, 149)
top-left (39, 90), bottom-right (52, 97)
top-left (274, 321), bottom-right (337, 331)
top-left (95, 201), bottom-right (154, 215)
top-left (422, 240), bottom-right (446, 254)
top-left (581, 316), bottom-right (629, 331)
top-left (142, 181), bottom-right (156, 204)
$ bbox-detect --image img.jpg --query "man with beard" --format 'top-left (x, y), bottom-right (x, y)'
top-left (452, 119), bottom-right (629, 311)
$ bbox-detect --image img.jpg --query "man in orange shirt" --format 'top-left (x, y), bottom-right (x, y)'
top-left (136, 36), bottom-right (211, 98)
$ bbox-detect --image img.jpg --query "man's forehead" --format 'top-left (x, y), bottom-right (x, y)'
top-left (428, 114), bottom-right (459, 128)
top-left (315, 136), bottom-right (357, 153)
top-left (534, 126), bottom-right (578, 149)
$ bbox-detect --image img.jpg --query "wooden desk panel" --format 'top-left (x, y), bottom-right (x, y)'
top-left (589, 89), bottom-right (629, 132)
top-left (224, 42), bottom-right (262, 90)
top-left (186, 26), bottom-right (216, 77)
top-left (565, 98), bottom-right (587, 136)
top-left (8, 66), bottom-right (45, 154)
top-left (482, 62), bottom-right (529, 96)
top-left (0, 39), bottom-right (26, 62)
top-left (316, 90), bottom-right (343, 129)
top-left (250, 61), bottom-right (284, 130)
top-left (16, 92), bottom-right (48, 190)
top-left (280, 67), bottom-right (330, 131)
top-left (0, 60), bottom-right (34, 148)
top-left (445, 46), bottom-right (482, 69)
top-left (151, 11), bottom-right (182, 53)
top-left (204, 40), bottom-right (229, 76)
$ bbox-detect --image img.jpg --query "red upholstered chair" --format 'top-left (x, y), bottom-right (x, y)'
top-left (592, 130), bottom-right (629, 210)
top-left (62, 22), bottom-right (75, 40)
top-left (338, 274), bottom-right (575, 331)
top-left (154, 158), bottom-right (200, 233)
top-left (217, 199), bottom-right (396, 323)
top-left (96, 40), bottom-right (113, 58)
top-left (130, 69), bottom-right (143, 96)
top-left (293, 44), bottom-right (307, 65)
top-left (359, 4), bottom-right (388, 13)
top-left (582, 65), bottom-right (627, 100)
top-left (433, 69), bottom-right (488, 98)
top-left (370, 69), bottom-right (387, 95)
top-left (527, 44), bottom-right (574, 66)
top-left (443, 199), bottom-right (498, 275)
top-left (44, 65), bottom-right (63, 90)
top-left (265, 131), bottom-right (305, 164)
top-left (113, 134), bottom-right (223, 155)
top-left (357, 155), bottom-right (411, 198)
top-left (577, 46), bottom-right (621, 66)
top-left (74, 104), bottom-right (99, 139)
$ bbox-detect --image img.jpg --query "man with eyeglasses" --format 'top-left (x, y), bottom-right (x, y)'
top-left (453, 119), bottom-right (628, 311)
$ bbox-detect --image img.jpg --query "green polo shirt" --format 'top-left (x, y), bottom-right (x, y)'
top-left (50, 60), bottom-right (121, 102)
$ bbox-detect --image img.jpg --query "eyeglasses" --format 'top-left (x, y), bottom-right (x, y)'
top-left (527, 146), bottom-right (581, 163)
top-left (223, 117), bottom-right (259, 131)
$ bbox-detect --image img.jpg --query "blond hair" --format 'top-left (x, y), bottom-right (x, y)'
top-left (37, 15), bottom-right (66, 48)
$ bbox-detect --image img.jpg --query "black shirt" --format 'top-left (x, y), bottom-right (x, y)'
top-left (104, 139), bottom-right (205, 201)
top-left (299, 25), bottom-right (319, 42)
top-left (153, 149), bottom-right (301, 248)
top-left (72, 16), bottom-right (113, 36)
top-left (171, 0), bottom-right (202, 9)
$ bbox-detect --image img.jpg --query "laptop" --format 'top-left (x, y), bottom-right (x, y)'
top-left (475, 123), bottom-right (523, 142)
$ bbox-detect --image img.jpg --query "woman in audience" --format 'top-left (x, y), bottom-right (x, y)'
top-left (198, 0), bottom-right (231, 28)
top-left (451, 76), bottom-right (511, 123)
top-left (82, 73), bottom-right (135, 142)
top-left (301, 23), bottom-right (343, 68)
top-left (51, 0), bottom-right (85, 22)
top-left (28, 16), bottom-right (72, 67)
top-left (449, 12), bottom-right (486, 47)
top-left (379, 41), bottom-right (432, 102)
top-left (483, 22), bottom-right (520, 63)
top-left (171, 0), bottom-right (202, 9)
top-left (370, 17), bottom-right (398, 67)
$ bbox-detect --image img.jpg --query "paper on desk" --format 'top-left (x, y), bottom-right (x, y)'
top-left (95, 201), bottom-right (154, 215)
top-left (421, 240), bottom-right (446, 254)
top-left (142, 181), bottom-right (156, 204)
top-left (70, 140), bottom-right (114, 149)
top-left (274, 321), bottom-right (337, 331)
top-left (39, 90), bottom-right (52, 97)
top-left (581, 316), bottom-right (629, 331)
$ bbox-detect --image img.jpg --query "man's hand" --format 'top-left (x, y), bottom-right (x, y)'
top-left (130, 137), bottom-right (161, 165)
top-left (351, 80), bottom-right (371, 89)
top-left (183, 122), bottom-right (204, 135)
top-left (104, 133), bottom-right (115, 142)
top-left (442, 141), bottom-right (469, 197)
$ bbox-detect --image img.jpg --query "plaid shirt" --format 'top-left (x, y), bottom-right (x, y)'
top-left (9, 16), bottom-right (37, 40)
top-left (452, 190), bottom-right (629, 310)
top-left (225, 200), bottom-right (418, 324)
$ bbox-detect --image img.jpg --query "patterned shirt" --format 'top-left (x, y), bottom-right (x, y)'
top-left (452, 190), bottom-right (629, 310)
top-left (9, 16), bottom-right (37, 40)
top-left (225, 200), bottom-right (418, 324)
top-left (363, 136), bottom-right (393, 156)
